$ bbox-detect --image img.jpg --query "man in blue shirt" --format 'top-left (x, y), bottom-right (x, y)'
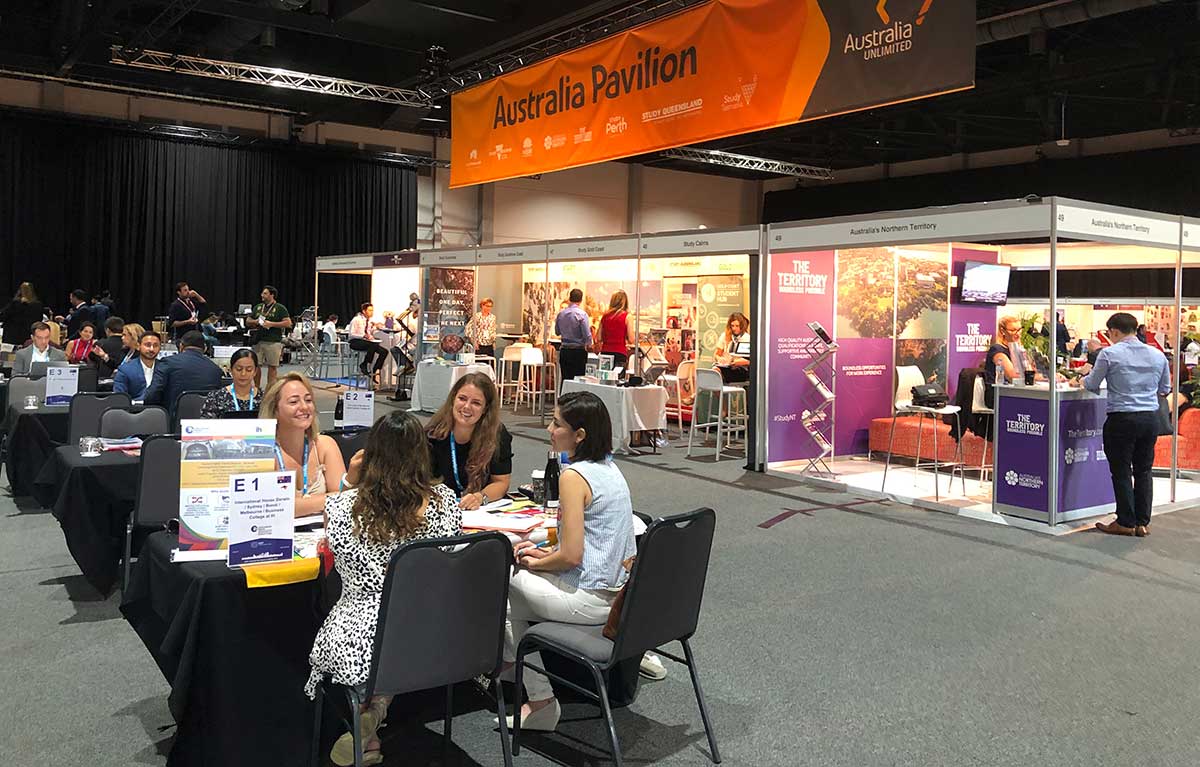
top-left (554, 288), bottom-right (592, 382)
top-left (1075, 312), bottom-right (1170, 536)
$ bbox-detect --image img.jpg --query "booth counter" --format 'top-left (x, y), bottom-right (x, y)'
top-left (993, 384), bottom-right (1114, 523)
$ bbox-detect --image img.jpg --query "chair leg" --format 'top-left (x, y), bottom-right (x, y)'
top-left (882, 411), bottom-right (899, 491)
top-left (348, 690), bottom-right (365, 767)
top-left (914, 413), bottom-right (924, 479)
top-left (122, 523), bottom-right (133, 592)
top-left (713, 393), bottom-right (723, 463)
top-left (512, 650), bottom-right (525, 756)
top-left (444, 683), bottom-right (454, 764)
top-left (310, 684), bottom-right (324, 767)
top-left (681, 640), bottom-right (722, 764)
top-left (585, 663), bottom-right (624, 767)
top-left (931, 414), bottom-right (939, 502)
top-left (494, 677), bottom-right (514, 767)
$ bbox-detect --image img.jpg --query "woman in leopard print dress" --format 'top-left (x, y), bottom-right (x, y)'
top-left (306, 410), bottom-right (462, 766)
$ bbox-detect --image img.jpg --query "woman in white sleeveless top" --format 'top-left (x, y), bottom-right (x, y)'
top-left (500, 391), bottom-right (637, 733)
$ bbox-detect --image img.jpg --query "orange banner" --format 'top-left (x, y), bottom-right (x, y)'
top-left (450, 0), bottom-right (975, 188)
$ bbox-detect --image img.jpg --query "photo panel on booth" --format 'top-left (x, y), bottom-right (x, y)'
top-left (418, 247), bottom-right (478, 361)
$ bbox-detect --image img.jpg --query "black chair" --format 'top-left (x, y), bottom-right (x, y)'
top-left (323, 427), bottom-right (371, 466)
top-left (121, 435), bottom-right (180, 590)
top-left (68, 391), bottom-right (132, 444)
top-left (77, 365), bottom-right (99, 393)
top-left (173, 389), bottom-right (211, 430)
top-left (100, 406), bottom-right (170, 438)
top-left (513, 507), bottom-right (721, 766)
top-left (311, 532), bottom-right (515, 767)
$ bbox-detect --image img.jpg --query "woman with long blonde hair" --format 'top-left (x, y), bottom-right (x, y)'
top-left (597, 289), bottom-right (636, 370)
top-left (425, 372), bottom-right (513, 510)
top-left (306, 410), bottom-right (461, 766)
top-left (260, 371), bottom-right (346, 517)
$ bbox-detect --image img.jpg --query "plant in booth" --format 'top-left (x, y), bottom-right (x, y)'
top-left (1018, 312), bottom-right (1051, 375)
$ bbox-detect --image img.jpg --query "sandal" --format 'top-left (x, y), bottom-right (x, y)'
top-left (330, 711), bottom-right (382, 766)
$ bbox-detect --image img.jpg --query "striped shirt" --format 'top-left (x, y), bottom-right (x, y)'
top-left (558, 458), bottom-right (637, 591)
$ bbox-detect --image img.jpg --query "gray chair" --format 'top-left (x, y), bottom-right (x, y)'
top-left (513, 507), bottom-right (721, 766)
top-left (5, 376), bottom-right (42, 410)
top-left (311, 532), bottom-right (515, 767)
top-left (121, 435), bottom-right (181, 590)
top-left (323, 427), bottom-right (371, 467)
top-left (68, 391), bottom-right (132, 444)
top-left (173, 390), bottom-right (211, 430)
top-left (100, 406), bottom-right (169, 438)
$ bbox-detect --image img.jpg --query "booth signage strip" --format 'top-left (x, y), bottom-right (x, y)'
top-left (449, 0), bottom-right (976, 187)
top-left (477, 243), bottom-right (549, 264)
top-left (1055, 204), bottom-right (1181, 248)
top-left (316, 255), bottom-right (374, 271)
top-left (548, 236), bottom-right (640, 261)
top-left (1182, 220), bottom-right (1200, 252)
top-left (640, 227), bottom-right (759, 256)
top-left (419, 249), bottom-right (477, 266)
top-left (768, 205), bottom-right (1049, 251)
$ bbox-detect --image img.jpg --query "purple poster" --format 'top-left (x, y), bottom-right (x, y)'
top-left (947, 247), bottom-right (999, 398)
top-left (766, 251), bottom-right (835, 464)
top-left (1058, 397), bottom-right (1115, 513)
top-left (994, 394), bottom-right (1050, 514)
top-left (834, 338), bottom-right (894, 455)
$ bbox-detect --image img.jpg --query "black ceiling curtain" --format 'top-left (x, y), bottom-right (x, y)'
top-left (0, 110), bottom-right (415, 326)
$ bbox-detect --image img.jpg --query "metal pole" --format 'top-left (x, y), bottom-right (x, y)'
top-left (756, 225), bottom-right (770, 471)
top-left (1173, 218), bottom-right (1183, 502)
top-left (1048, 200), bottom-right (1059, 527)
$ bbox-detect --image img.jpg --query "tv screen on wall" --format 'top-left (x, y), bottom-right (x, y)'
top-left (960, 261), bottom-right (1011, 305)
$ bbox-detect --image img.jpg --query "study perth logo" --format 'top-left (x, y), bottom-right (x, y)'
top-left (844, 0), bottom-right (937, 62)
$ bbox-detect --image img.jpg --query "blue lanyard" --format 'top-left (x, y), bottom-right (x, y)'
top-left (229, 385), bottom-right (255, 411)
top-left (275, 437), bottom-right (310, 495)
top-left (448, 438), bottom-right (464, 494)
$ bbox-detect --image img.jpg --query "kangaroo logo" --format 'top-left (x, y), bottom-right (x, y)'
top-left (876, 0), bottom-right (935, 25)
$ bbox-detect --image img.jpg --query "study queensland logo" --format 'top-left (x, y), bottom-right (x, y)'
top-left (844, 1), bottom-right (937, 62)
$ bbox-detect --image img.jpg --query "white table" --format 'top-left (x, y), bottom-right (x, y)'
top-left (560, 379), bottom-right (668, 454)
top-left (409, 361), bottom-right (496, 412)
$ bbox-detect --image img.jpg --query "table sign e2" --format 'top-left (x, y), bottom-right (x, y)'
top-left (341, 390), bottom-right (374, 428)
top-left (227, 471), bottom-right (296, 568)
top-left (44, 365), bottom-right (79, 406)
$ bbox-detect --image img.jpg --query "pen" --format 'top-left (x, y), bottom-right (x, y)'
top-left (534, 539), bottom-right (554, 548)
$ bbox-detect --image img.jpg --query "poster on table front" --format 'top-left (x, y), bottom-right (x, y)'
top-left (834, 247), bottom-right (896, 456)
top-left (177, 419), bottom-right (277, 552)
top-left (766, 251), bottom-right (834, 464)
top-left (424, 267), bottom-right (475, 357)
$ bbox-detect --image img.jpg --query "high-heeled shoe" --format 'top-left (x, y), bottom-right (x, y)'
top-left (495, 698), bottom-right (560, 732)
top-left (330, 709), bottom-right (383, 766)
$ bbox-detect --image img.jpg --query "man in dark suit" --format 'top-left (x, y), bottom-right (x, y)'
top-left (113, 331), bottom-right (161, 400)
top-left (59, 289), bottom-right (94, 339)
top-left (144, 331), bottom-right (223, 418)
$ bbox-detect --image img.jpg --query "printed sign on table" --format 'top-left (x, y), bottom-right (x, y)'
top-left (1057, 397), bottom-right (1115, 513)
top-left (177, 419), bottom-right (277, 552)
top-left (44, 365), bottom-right (79, 406)
top-left (227, 471), bottom-right (296, 568)
top-left (342, 390), bottom-right (375, 429)
top-left (994, 396), bottom-right (1050, 514)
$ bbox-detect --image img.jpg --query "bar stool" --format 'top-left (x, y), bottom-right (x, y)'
top-left (952, 374), bottom-right (994, 494)
top-left (686, 368), bottom-right (747, 461)
top-left (514, 346), bottom-right (554, 414)
top-left (881, 365), bottom-right (962, 501)
top-left (497, 343), bottom-right (529, 405)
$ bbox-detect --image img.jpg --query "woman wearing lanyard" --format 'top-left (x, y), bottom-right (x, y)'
top-left (260, 372), bottom-right (346, 518)
top-left (200, 349), bottom-right (260, 418)
top-left (425, 372), bottom-right (513, 510)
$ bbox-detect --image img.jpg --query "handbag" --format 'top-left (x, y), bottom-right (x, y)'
top-left (911, 383), bottom-right (949, 408)
top-left (602, 555), bottom-right (637, 640)
top-left (1156, 394), bottom-right (1174, 437)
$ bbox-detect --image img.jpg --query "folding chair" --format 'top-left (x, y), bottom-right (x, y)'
top-left (100, 406), bottom-right (170, 438)
top-left (122, 435), bottom-right (181, 590)
top-left (68, 391), bottom-right (132, 444)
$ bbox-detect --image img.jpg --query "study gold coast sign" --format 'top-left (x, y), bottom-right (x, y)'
top-left (450, 0), bottom-right (974, 188)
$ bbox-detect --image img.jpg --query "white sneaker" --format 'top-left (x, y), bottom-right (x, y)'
top-left (639, 652), bottom-right (667, 680)
top-left (495, 698), bottom-right (561, 732)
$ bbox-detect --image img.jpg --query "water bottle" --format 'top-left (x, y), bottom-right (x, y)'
top-left (544, 450), bottom-right (561, 510)
top-left (333, 394), bottom-right (344, 430)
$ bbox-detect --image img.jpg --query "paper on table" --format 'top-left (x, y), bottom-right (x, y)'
top-left (478, 498), bottom-right (513, 513)
top-left (294, 514), bottom-right (324, 529)
top-left (171, 548), bottom-right (227, 563)
top-left (461, 509), bottom-right (543, 533)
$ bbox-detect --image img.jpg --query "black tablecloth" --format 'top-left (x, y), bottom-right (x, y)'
top-left (4, 405), bottom-right (69, 496)
top-left (121, 532), bottom-right (322, 767)
top-left (33, 446), bottom-right (139, 594)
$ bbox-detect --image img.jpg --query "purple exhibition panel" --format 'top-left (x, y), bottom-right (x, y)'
top-left (1057, 396), bottom-right (1116, 513)
top-left (994, 393), bottom-right (1050, 514)
top-left (834, 337), bottom-right (894, 456)
top-left (766, 250), bottom-right (835, 464)
top-left (947, 247), bottom-right (999, 398)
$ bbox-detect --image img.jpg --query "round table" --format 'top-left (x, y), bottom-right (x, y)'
top-left (409, 361), bottom-right (496, 412)
top-left (559, 379), bottom-right (668, 454)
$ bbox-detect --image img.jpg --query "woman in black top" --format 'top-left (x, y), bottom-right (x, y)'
top-left (426, 372), bottom-right (513, 510)
top-left (983, 315), bottom-right (1023, 409)
top-left (201, 349), bottom-right (260, 417)
top-left (0, 282), bottom-right (45, 347)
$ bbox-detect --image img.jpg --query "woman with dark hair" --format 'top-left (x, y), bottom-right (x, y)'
top-left (715, 312), bottom-right (751, 384)
top-left (597, 289), bottom-right (636, 370)
top-left (0, 282), bottom-right (44, 347)
top-left (499, 390), bottom-right (637, 733)
top-left (200, 349), bottom-right (261, 417)
top-left (425, 372), bottom-right (513, 509)
top-left (306, 410), bottom-right (461, 766)
top-left (65, 322), bottom-right (102, 366)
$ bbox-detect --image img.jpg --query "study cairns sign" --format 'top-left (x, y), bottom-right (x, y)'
top-left (450, 0), bottom-right (975, 188)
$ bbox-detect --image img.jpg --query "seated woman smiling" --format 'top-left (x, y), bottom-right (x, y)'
top-left (259, 372), bottom-right (346, 518)
top-left (425, 372), bottom-right (513, 509)
top-left (500, 391), bottom-right (637, 733)
top-left (306, 410), bottom-right (461, 766)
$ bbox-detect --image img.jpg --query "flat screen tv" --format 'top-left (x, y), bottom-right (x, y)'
top-left (960, 261), bottom-right (1011, 305)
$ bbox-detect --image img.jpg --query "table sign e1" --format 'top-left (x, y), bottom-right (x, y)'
top-left (227, 471), bottom-right (295, 568)
top-left (44, 365), bottom-right (79, 406)
top-left (341, 390), bottom-right (374, 428)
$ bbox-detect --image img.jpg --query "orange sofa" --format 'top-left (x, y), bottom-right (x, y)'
top-left (867, 416), bottom-right (993, 467)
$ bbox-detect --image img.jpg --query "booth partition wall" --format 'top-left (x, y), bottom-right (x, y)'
top-left (760, 197), bottom-right (1195, 528)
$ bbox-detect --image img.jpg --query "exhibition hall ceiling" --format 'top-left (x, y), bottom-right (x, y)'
top-left (0, 1), bottom-right (1197, 175)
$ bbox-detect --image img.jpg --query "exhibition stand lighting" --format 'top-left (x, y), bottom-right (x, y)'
top-left (108, 46), bottom-right (434, 109)
top-left (658, 147), bottom-right (834, 180)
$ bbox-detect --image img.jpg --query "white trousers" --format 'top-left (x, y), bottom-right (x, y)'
top-left (505, 569), bottom-right (616, 701)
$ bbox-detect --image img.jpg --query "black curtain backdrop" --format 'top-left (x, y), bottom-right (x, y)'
top-left (763, 144), bottom-right (1200, 223)
top-left (0, 110), bottom-right (416, 326)
top-left (317, 272), bottom-right (373, 328)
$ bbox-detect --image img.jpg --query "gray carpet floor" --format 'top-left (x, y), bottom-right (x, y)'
top-left (4, 378), bottom-right (1200, 766)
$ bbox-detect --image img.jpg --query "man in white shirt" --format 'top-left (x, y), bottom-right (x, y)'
top-left (113, 331), bottom-right (162, 400)
top-left (347, 303), bottom-right (387, 382)
top-left (320, 315), bottom-right (339, 346)
top-left (12, 322), bottom-right (66, 374)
